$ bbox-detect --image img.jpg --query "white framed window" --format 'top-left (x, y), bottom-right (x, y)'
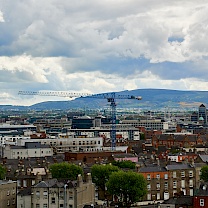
top-left (164, 174), bottom-right (168, 179)
top-left (60, 191), bottom-right (64, 199)
top-left (69, 192), bottom-right (73, 200)
top-left (173, 181), bottom-right (177, 188)
top-left (200, 198), bottom-right (204, 206)
top-left (173, 171), bottom-right (176, 178)
top-left (43, 204), bottom-right (47, 208)
top-left (156, 174), bottom-right (160, 179)
top-left (147, 193), bottom-right (151, 200)
top-left (51, 197), bottom-right (55, 204)
top-left (181, 171), bottom-right (185, 177)
top-left (147, 174), bottom-right (151, 180)
top-left (189, 170), bottom-right (193, 177)
top-left (23, 180), bottom-right (27, 187)
top-left (157, 192), bottom-right (160, 200)
top-left (43, 191), bottom-right (48, 198)
top-left (181, 180), bottom-right (185, 188)
top-left (164, 182), bottom-right (168, 190)
top-left (17, 180), bottom-right (21, 187)
top-left (189, 179), bottom-right (193, 187)
top-left (156, 183), bottom-right (160, 190)
top-left (147, 184), bottom-right (151, 190)
top-left (36, 191), bottom-right (40, 198)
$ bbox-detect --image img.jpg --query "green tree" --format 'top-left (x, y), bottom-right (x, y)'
top-left (106, 171), bottom-right (147, 207)
top-left (140, 133), bottom-right (145, 140)
top-left (0, 164), bottom-right (6, 179)
top-left (112, 160), bottom-right (136, 169)
top-left (200, 166), bottom-right (208, 182)
top-left (49, 162), bottom-right (83, 180)
top-left (91, 164), bottom-right (119, 198)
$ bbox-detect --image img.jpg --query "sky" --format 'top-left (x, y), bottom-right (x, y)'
top-left (1, 0), bottom-right (208, 106)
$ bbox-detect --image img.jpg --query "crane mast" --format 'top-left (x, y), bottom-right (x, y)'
top-left (18, 90), bottom-right (142, 150)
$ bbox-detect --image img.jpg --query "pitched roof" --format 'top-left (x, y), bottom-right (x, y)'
top-left (199, 154), bottom-right (208, 162)
top-left (164, 196), bottom-right (193, 205)
top-left (166, 163), bottom-right (194, 170)
top-left (139, 165), bottom-right (167, 173)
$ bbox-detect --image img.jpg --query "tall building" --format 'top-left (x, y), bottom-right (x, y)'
top-left (198, 104), bottom-right (207, 125)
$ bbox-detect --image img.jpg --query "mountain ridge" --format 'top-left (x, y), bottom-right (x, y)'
top-left (1, 89), bottom-right (208, 111)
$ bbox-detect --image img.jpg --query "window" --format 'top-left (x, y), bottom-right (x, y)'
top-left (156, 183), bottom-right (160, 190)
top-left (7, 190), bottom-right (10, 196)
top-left (43, 191), bottom-right (48, 198)
top-left (7, 200), bottom-right (10, 206)
top-left (12, 188), bottom-right (15, 195)
top-left (173, 181), bottom-right (177, 188)
top-left (189, 170), bottom-right (193, 177)
top-left (147, 184), bottom-right (151, 190)
top-left (157, 192), bottom-right (160, 200)
top-left (200, 199), bottom-right (204, 206)
top-left (17, 180), bottom-right (21, 187)
top-left (69, 205), bottom-right (73, 208)
top-left (181, 180), bottom-right (185, 188)
top-left (23, 180), bottom-right (27, 187)
top-left (60, 191), bottom-right (64, 199)
top-left (36, 204), bottom-right (40, 208)
top-left (36, 191), bottom-right (40, 198)
top-left (51, 197), bottom-right (55, 204)
top-left (60, 205), bottom-right (64, 208)
top-left (181, 171), bottom-right (185, 177)
top-left (69, 192), bottom-right (73, 200)
top-left (189, 179), bottom-right (193, 187)
top-left (147, 174), bottom-right (151, 180)
top-left (164, 182), bottom-right (168, 190)
top-left (173, 190), bottom-right (177, 196)
top-left (43, 204), bottom-right (47, 208)
top-left (164, 174), bottom-right (168, 179)
top-left (156, 174), bottom-right (160, 179)
top-left (147, 193), bottom-right (151, 200)
top-left (12, 198), bottom-right (15, 205)
top-left (173, 171), bottom-right (176, 178)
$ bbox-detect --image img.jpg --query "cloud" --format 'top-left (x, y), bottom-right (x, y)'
top-left (1, 0), bottom-right (208, 105)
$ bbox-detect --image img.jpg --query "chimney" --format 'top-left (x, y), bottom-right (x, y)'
top-left (86, 173), bottom-right (92, 183)
top-left (35, 172), bottom-right (42, 184)
top-left (156, 158), bottom-right (160, 167)
top-left (77, 174), bottom-right (83, 187)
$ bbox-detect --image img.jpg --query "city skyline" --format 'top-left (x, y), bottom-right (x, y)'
top-left (1, 1), bottom-right (208, 105)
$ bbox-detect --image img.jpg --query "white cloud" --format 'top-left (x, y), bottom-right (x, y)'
top-left (1, 0), bottom-right (208, 105)
top-left (0, 10), bottom-right (4, 22)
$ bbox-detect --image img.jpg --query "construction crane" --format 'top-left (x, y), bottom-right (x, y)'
top-left (18, 90), bottom-right (142, 150)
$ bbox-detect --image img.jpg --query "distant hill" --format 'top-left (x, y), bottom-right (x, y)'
top-left (1, 89), bottom-right (208, 111)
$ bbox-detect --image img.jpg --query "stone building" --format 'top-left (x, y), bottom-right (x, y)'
top-left (18, 173), bottom-right (95, 208)
top-left (0, 180), bottom-right (17, 208)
